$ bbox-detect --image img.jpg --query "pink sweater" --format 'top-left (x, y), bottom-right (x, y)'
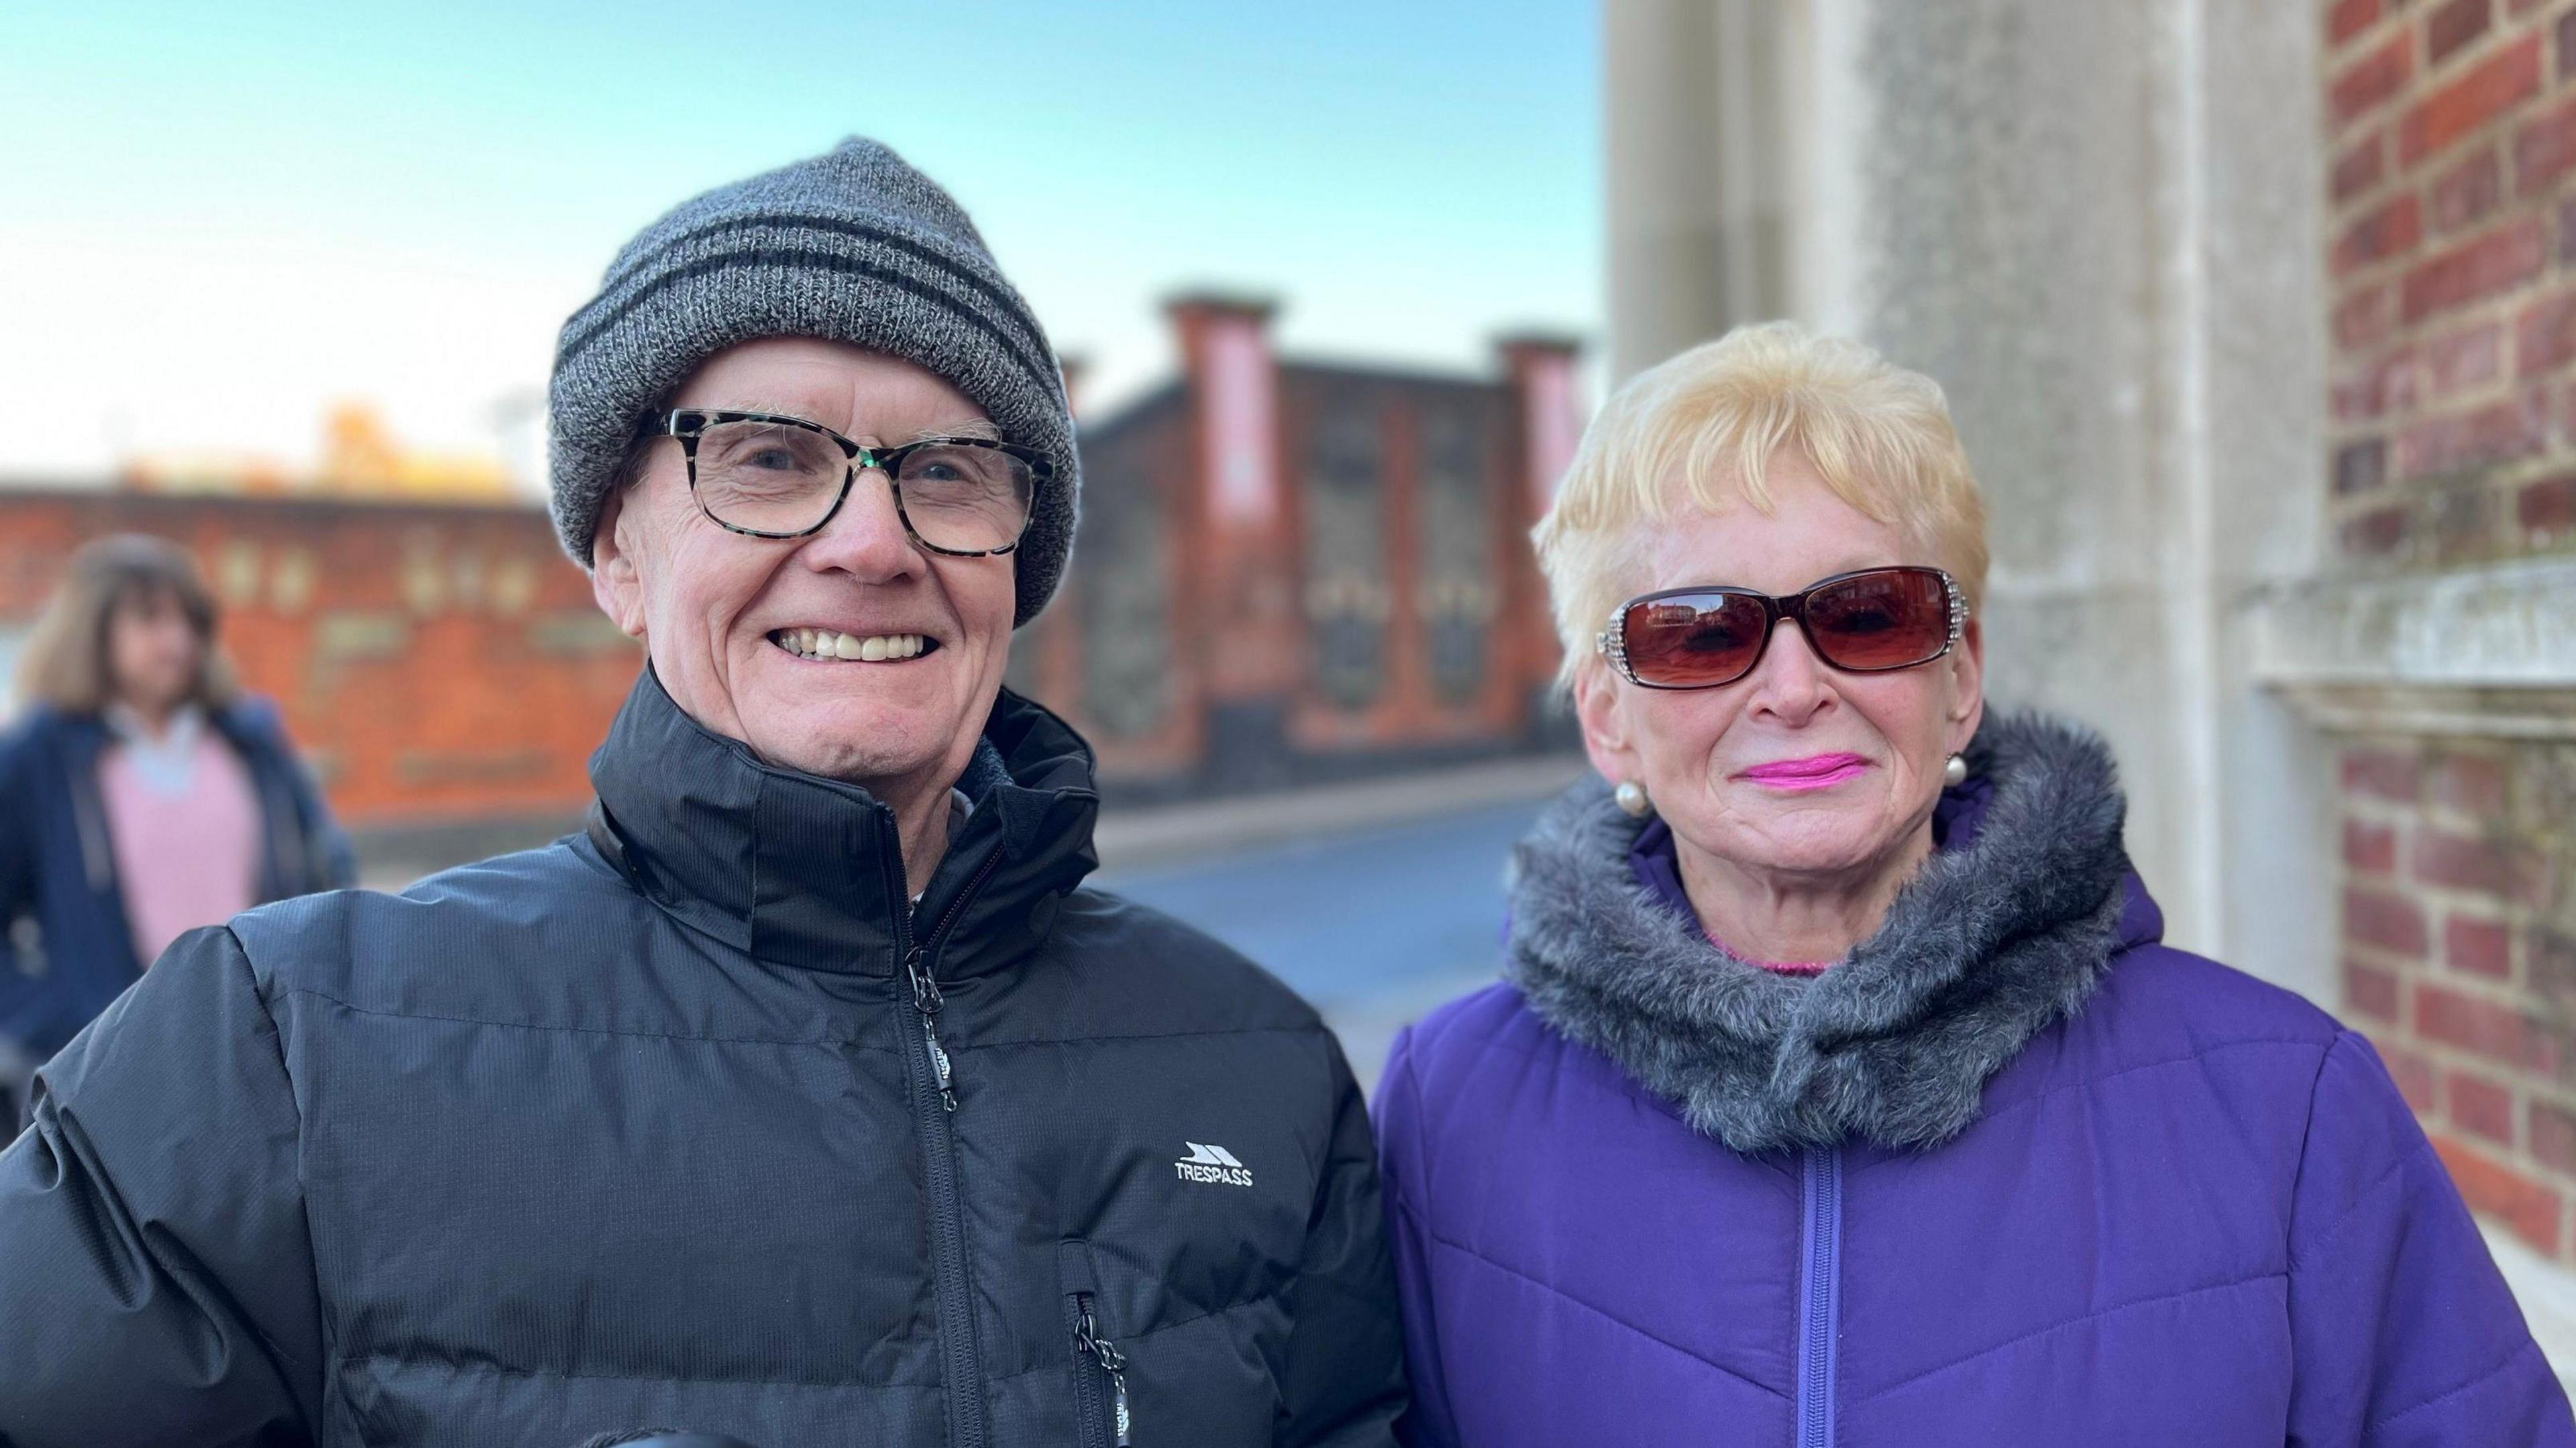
top-left (97, 714), bottom-right (262, 967)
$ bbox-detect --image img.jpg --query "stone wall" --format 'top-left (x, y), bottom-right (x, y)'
top-left (1845, 0), bottom-right (2337, 1001)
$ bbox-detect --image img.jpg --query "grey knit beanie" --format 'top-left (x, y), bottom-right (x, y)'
top-left (547, 137), bottom-right (1077, 627)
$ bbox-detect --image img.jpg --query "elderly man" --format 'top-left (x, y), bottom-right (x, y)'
top-left (0, 140), bottom-right (1405, 1448)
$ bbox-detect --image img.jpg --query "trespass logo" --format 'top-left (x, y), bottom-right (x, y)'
top-left (1175, 1141), bottom-right (1254, 1187)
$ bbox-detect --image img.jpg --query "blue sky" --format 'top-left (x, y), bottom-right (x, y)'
top-left (0, 1), bottom-right (1601, 488)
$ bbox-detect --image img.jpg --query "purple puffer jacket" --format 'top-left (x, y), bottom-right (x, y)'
top-left (1377, 715), bottom-right (2574, 1447)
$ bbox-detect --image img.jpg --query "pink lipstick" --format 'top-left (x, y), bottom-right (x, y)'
top-left (1738, 753), bottom-right (1871, 791)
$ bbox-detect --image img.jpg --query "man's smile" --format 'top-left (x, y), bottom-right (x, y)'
top-left (766, 628), bottom-right (937, 663)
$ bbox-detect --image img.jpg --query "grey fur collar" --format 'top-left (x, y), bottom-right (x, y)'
top-left (1505, 712), bottom-right (2131, 1155)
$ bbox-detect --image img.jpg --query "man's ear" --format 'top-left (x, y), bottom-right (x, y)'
top-left (1572, 661), bottom-right (1644, 787)
top-left (588, 488), bottom-right (647, 641)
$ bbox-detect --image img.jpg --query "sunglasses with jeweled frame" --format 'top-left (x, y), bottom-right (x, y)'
top-left (1596, 566), bottom-right (1970, 690)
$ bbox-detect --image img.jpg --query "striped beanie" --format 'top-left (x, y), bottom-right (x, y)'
top-left (547, 137), bottom-right (1078, 627)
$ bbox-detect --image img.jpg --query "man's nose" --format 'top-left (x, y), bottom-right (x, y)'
top-left (798, 465), bottom-right (923, 579)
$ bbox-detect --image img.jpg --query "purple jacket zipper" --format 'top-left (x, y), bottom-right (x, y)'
top-left (1796, 1146), bottom-right (1843, 1448)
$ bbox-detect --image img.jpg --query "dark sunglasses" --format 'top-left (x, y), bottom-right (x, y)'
top-left (1597, 565), bottom-right (1968, 690)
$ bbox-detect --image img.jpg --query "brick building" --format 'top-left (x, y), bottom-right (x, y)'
top-left (1009, 295), bottom-right (1582, 795)
top-left (1610, 0), bottom-right (2576, 1357)
top-left (0, 302), bottom-right (1582, 849)
top-left (0, 489), bottom-right (637, 847)
top-left (2322, 0), bottom-right (2576, 1274)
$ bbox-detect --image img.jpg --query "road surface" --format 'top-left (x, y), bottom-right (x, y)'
top-left (1097, 795), bottom-right (1550, 1091)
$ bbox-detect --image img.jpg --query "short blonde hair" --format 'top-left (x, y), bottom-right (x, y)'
top-left (1534, 321), bottom-right (1989, 688)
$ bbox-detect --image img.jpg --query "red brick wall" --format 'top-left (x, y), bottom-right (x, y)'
top-left (2326, 0), bottom-right (2576, 1258)
top-left (1008, 311), bottom-right (1577, 791)
top-left (1275, 370), bottom-right (1534, 753)
top-left (0, 490), bottom-right (635, 828)
top-left (2335, 738), bottom-right (2575, 1254)
top-left (2328, 0), bottom-right (2576, 563)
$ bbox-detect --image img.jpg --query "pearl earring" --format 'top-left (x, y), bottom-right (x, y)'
top-left (1614, 780), bottom-right (1652, 817)
top-left (1943, 753), bottom-right (1968, 787)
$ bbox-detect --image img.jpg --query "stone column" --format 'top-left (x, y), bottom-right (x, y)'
top-left (1605, 0), bottom-right (1801, 376)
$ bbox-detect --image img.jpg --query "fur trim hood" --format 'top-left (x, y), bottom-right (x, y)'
top-left (1503, 712), bottom-right (2133, 1154)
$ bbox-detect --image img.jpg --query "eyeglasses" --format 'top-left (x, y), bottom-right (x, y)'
top-left (649, 408), bottom-right (1049, 557)
top-left (1597, 566), bottom-right (1968, 689)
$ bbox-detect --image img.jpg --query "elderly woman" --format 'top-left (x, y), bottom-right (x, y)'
top-left (1375, 325), bottom-right (2572, 1446)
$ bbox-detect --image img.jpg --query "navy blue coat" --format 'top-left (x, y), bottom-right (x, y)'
top-left (0, 697), bottom-right (354, 1060)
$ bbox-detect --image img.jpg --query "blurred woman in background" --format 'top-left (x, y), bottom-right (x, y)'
top-left (0, 534), bottom-right (351, 1128)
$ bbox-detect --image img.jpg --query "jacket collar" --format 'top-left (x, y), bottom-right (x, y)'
top-left (587, 667), bottom-right (1102, 976)
top-left (1505, 712), bottom-right (2138, 1154)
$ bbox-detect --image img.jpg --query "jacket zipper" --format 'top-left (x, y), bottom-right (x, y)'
top-left (904, 846), bottom-right (1006, 1111)
top-left (258, 767), bottom-right (299, 898)
top-left (904, 946), bottom-right (959, 1112)
top-left (894, 841), bottom-right (1009, 1448)
top-left (264, 763), bottom-right (312, 895)
top-left (1795, 1146), bottom-right (1843, 1448)
top-left (1069, 1291), bottom-right (1134, 1447)
top-left (66, 761), bottom-right (115, 895)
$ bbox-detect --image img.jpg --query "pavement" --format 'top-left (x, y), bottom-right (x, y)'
top-left (1092, 753), bottom-right (1588, 873)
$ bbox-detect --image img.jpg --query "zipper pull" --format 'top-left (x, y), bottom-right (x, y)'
top-left (903, 947), bottom-right (958, 1113)
top-left (1077, 1298), bottom-right (1134, 1447)
top-left (925, 1025), bottom-right (957, 1112)
top-left (902, 946), bottom-right (943, 1015)
top-left (1109, 1361), bottom-right (1132, 1447)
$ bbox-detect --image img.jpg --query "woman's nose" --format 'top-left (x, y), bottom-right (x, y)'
top-left (1744, 619), bottom-right (1833, 722)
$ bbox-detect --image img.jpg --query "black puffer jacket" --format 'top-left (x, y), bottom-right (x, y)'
top-left (0, 671), bottom-right (1405, 1448)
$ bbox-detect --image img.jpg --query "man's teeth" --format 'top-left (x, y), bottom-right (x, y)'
top-left (772, 629), bottom-right (928, 661)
